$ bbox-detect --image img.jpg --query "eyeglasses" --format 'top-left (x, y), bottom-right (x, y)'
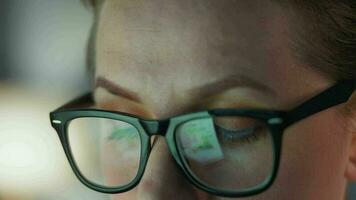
top-left (50, 80), bottom-right (355, 198)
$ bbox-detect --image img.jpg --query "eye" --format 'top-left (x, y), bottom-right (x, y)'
top-left (213, 117), bottom-right (267, 144)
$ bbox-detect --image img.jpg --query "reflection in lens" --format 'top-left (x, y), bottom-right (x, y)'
top-left (176, 116), bottom-right (274, 191)
top-left (68, 117), bottom-right (141, 187)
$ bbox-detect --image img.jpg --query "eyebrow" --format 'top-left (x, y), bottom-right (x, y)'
top-left (95, 74), bottom-right (276, 103)
top-left (95, 76), bottom-right (142, 103)
top-left (189, 74), bottom-right (276, 98)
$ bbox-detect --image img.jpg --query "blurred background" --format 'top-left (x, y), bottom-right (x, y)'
top-left (0, 0), bottom-right (107, 199)
top-left (0, 0), bottom-right (355, 200)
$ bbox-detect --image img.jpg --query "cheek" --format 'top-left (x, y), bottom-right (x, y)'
top-left (101, 141), bottom-right (141, 185)
top-left (272, 108), bottom-right (349, 199)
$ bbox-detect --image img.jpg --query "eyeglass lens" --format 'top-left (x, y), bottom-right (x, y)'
top-left (68, 118), bottom-right (142, 187)
top-left (66, 116), bottom-right (274, 191)
top-left (175, 116), bottom-right (274, 191)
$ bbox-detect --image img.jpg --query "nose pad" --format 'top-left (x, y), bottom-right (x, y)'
top-left (136, 136), bottom-right (201, 200)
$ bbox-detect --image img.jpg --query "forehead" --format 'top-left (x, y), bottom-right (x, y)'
top-left (96, 0), bottom-right (280, 84)
top-left (94, 0), bottom-right (331, 114)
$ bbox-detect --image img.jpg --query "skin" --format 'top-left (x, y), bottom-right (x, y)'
top-left (91, 0), bottom-right (356, 199)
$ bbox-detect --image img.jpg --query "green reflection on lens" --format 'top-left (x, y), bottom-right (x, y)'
top-left (179, 118), bottom-right (224, 164)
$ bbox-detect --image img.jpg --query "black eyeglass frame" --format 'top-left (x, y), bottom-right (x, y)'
top-left (50, 80), bottom-right (355, 198)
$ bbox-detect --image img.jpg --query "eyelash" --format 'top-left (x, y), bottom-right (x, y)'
top-left (107, 121), bottom-right (267, 145)
top-left (215, 125), bottom-right (266, 144)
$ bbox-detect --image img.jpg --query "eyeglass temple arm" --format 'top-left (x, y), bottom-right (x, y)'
top-left (283, 80), bottom-right (355, 127)
top-left (54, 92), bottom-right (94, 111)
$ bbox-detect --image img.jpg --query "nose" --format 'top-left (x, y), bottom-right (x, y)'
top-left (136, 136), bottom-right (202, 200)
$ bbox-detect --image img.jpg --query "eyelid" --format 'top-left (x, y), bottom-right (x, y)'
top-left (215, 118), bottom-right (258, 129)
top-left (202, 95), bottom-right (273, 110)
top-left (216, 124), bottom-right (266, 144)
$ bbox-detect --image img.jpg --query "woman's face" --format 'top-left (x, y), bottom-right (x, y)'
top-left (93, 0), bottom-right (356, 199)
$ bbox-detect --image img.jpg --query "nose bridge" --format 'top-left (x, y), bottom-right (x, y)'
top-left (140, 119), bottom-right (170, 136)
top-left (136, 134), bottom-right (199, 200)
